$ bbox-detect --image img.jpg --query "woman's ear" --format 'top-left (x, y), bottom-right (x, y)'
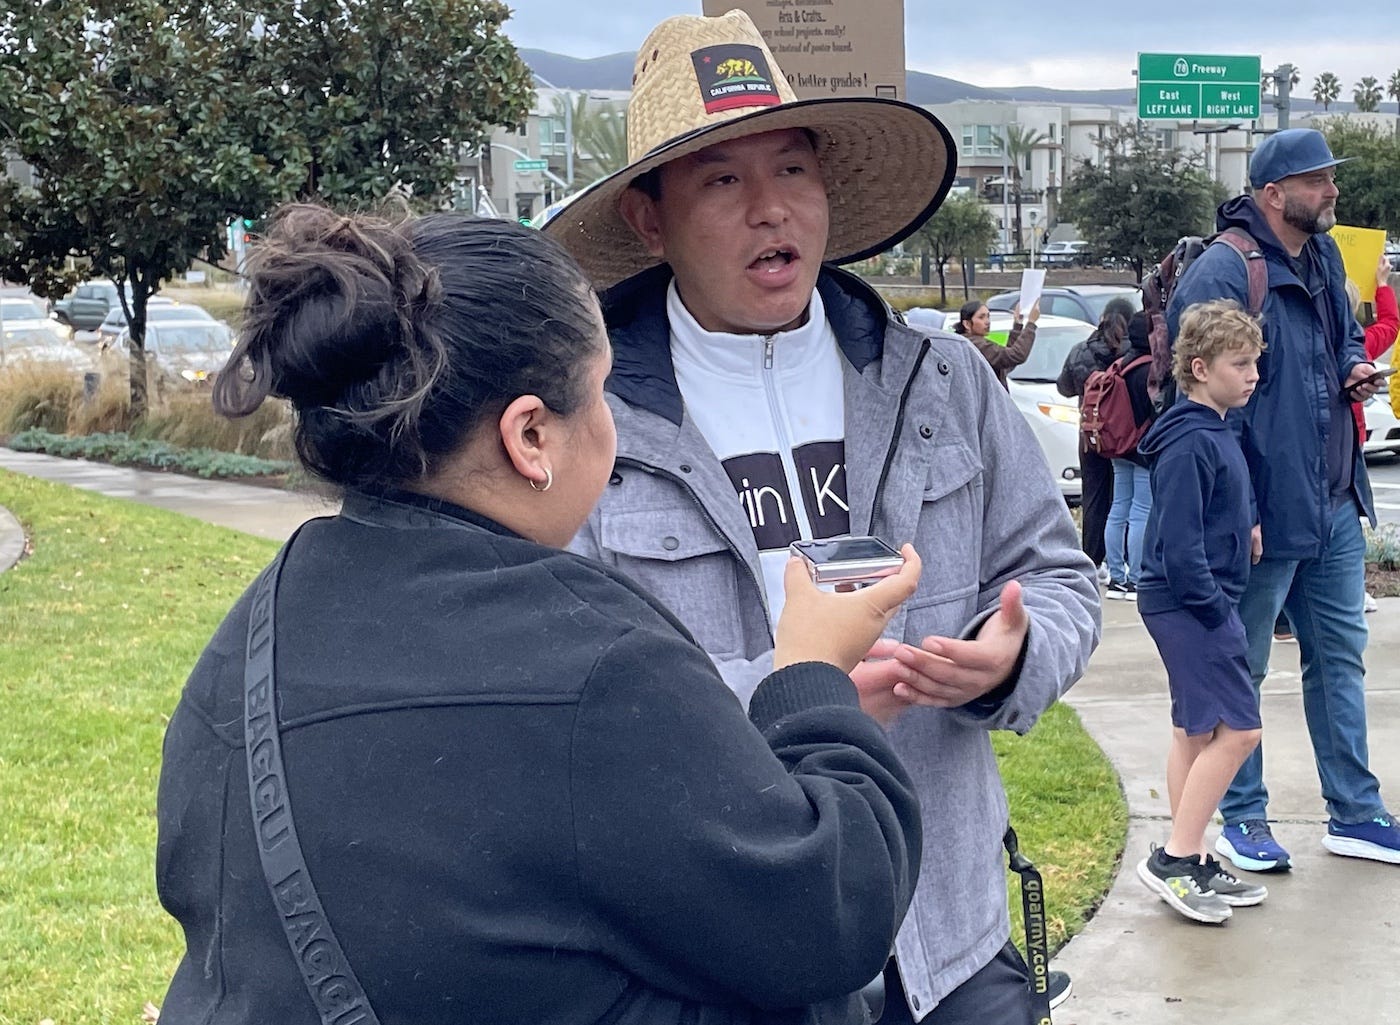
top-left (497, 394), bottom-right (553, 489)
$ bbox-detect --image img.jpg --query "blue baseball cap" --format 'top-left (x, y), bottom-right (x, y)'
top-left (1248, 129), bottom-right (1350, 189)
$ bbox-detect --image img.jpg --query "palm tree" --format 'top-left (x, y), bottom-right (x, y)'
top-left (552, 94), bottom-right (629, 189)
top-left (1388, 69), bottom-right (1400, 135)
top-left (1312, 72), bottom-right (1342, 111)
top-left (996, 124), bottom-right (1049, 251)
top-left (1354, 76), bottom-right (1383, 112)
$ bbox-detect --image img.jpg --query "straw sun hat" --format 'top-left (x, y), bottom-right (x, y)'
top-left (544, 9), bottom-right (957, 290)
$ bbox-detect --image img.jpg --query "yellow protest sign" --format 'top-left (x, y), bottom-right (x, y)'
top-left (1330, 224), bottom-right (1387, 303)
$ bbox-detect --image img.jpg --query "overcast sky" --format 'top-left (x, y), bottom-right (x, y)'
top-left (503, 2), bottom-right (1398, 95)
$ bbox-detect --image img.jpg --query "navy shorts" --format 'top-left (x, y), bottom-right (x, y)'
top-left (1141, 607), bottom-right (1261, 735)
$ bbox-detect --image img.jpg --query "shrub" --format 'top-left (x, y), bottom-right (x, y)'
top-left (1365, 522), bottom-right (1400, 570)
top-left (0, 363), bottom-right (85, 433)
top-left (2, 360), bottom-right (293, 462)
top-left (133, 391), bottom-right (293, 460)
top-left (7, 427), bottom-right (293, 478)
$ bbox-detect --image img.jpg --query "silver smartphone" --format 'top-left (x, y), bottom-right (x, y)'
top-left (789, 537), bottom-right (904, 586)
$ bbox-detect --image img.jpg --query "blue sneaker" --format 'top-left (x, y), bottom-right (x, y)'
top-left (1215, 819), bottom-right (1292, 872)
top-left (1322, 815), bottom-right (1400, 864)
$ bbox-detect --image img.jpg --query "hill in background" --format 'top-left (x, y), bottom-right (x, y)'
top-left (520, 48), bottom-right (1350, 113)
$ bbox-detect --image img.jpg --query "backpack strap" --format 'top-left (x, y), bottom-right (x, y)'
top-left (244, 536), bottom-right (384, 1025)
top-left (1212, 229), bottom-right (1268, 315)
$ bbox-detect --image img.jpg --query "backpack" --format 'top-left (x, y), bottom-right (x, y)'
top-left (1140, 228), bottom-right (1269, 407)
top-left (1079, 354), bottom-right (1154, 459)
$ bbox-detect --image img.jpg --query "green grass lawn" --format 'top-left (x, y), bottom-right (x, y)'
top-left (0, 469), bottom-right (1125, 1023)
top-left (0, 471), bottom-right (278, 1024)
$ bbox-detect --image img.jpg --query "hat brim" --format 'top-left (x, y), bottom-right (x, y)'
top-left (1250, 155), bottom-right (1352, 189)
top-left (544, 97), bottom-right (957, 291)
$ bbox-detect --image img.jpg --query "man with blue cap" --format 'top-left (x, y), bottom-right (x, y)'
top-left (1168, 128), bottom-right (1399, 872)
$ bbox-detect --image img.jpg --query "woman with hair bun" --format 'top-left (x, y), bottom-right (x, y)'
top-left (156, 205), bottom-right (925, 1024)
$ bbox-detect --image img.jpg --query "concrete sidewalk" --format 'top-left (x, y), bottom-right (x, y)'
top-left (0, 449), bottom-right (337, 541)
top-left (1053, 600), bottom-right (1400, 1024)
top-left (2, 449), bottom-right (1397, 1021)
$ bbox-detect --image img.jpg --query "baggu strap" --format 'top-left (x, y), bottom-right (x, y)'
top-left (1004, 826), bottom-right (1053, 1025)
top-left (244, 539), bottom-right (383, 1025)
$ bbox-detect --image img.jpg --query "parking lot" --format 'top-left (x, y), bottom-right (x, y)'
top-left (1366, 454), bottom-right (1400, 527)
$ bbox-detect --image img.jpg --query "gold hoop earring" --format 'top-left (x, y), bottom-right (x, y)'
top-left (530, 467), bottom-right (553, 493)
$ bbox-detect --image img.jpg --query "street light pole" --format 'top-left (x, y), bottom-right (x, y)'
top-left (532, 72), bottom-right (573, 187)
top-left (1001, 130), bottom-right (1010, 255)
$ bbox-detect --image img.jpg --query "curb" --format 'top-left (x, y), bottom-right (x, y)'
top-left (0, 504), bottom-right (24, 573)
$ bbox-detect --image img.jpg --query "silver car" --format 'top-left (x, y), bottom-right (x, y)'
top-left (103, 320), bottom-right (234, 386)
top-left (1, 298), bottom-right (92, 371)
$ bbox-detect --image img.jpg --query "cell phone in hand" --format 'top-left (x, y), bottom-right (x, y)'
top-left (1348, 365), bottom-right (1397, 398)
top-left (790, 537), bottom-right (904, 586)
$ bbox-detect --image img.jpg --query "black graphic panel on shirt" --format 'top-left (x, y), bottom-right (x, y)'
top-left (724, 452), bottom-right (800, 551)
top-left (721, 442), bottom-right (850, 552)
top-left (793, 440), bottom-right (850, 538)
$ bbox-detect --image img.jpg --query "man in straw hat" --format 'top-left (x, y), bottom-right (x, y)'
top-left (551, 10), bottom-right (1100, 1022)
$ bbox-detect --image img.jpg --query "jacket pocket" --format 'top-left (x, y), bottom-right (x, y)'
top-left (600, 507), bottom-right (747, 660)
top-left (902, 446), bottom-right (984, 640)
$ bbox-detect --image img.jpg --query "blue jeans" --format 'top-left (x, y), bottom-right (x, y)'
top-left (1221, 503), bottom-right (1386, 825)
top-left (1103, 459), bottom-right (1151, 586)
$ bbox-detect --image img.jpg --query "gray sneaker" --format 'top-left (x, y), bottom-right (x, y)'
top-left (1137, 848), bottom-right (1232, 924)
top-left (1200, 855), bottom-right (1268, 906)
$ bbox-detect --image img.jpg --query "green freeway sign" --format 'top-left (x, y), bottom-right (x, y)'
top-left (513, 158), bottom-right (549, 171)
top-left (1136, 53), bottom-right (1261, 120)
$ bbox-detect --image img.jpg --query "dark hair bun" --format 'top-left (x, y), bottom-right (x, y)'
top-left (214, 204), bottom-right (600, 493)
top-left (218, 205), bottom-right (442, 413)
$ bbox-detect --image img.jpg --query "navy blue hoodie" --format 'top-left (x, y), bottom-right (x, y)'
top-left (1136, 399), bottom-right (1252, 628)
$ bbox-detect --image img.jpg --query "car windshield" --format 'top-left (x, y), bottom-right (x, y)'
top-left (151, 324), bottom-right (230, 352)
top-left (1, 300), bottom-right (48, 321)
top-left (4, 326), bottom-right (66, 350)
top-left (1082, 291), bottom-right (1143, 320)
top-left (1008, 323), bottom-right (1094, 383)
top-left (104, 302), bottom-right (206, 327)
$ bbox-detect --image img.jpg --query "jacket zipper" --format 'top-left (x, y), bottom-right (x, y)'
top-left (613, 455), bottom-right (775, 640)
top-left (868, 338), bottom-right (932, 535)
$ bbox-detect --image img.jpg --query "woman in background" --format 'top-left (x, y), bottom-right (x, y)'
top-left (951, 297), bottom-right (1040, 389)
top-left (1058, 297), bottom-right (1137, 575)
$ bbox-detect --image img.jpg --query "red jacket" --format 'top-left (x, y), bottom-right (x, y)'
top-left (1352, 285), bottom-right (1399, 445)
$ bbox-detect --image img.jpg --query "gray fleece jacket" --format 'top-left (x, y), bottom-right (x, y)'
top-left (571, 265), bottom-right (1101, 1018)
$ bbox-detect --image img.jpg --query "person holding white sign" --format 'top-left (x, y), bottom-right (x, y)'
top-left (951, 298), bottom-right (1041, 389)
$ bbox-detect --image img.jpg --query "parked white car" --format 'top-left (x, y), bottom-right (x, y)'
top-left (996, 312), bottom-right (1093, 502)
top-left (1362, 363), bottom-right (1400, 458)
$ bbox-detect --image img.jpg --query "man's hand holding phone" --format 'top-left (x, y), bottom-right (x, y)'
top-left (1345, 363), bottom-right (1395, 401)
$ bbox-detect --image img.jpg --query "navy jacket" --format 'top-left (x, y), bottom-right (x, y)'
top-left (1136, 400), bottom-right (1252, 628)
top-left (1166, 196), bottom-right (1375, 559)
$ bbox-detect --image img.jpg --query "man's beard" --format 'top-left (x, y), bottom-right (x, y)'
top-left (1282, 194), bottom-right (1337, 234)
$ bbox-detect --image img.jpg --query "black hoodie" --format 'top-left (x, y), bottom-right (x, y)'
top-left (1136, 399), bottom-right (1252, 627)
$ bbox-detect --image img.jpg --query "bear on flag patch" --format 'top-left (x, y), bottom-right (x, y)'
top-left (691, 44), bottom-right (782, 113)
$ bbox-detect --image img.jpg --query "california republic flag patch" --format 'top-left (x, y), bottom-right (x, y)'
top-left (691, 44), bottom-right (782, 113)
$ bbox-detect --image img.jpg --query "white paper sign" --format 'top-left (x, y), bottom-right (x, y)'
top-left (1019, 269), bottom-right (1047, 314)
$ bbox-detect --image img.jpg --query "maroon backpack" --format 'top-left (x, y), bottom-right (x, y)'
top-left (1079, 354), bottom-right (1154, 459)
top-left (1140, 228), bottom-right (1269, 407)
